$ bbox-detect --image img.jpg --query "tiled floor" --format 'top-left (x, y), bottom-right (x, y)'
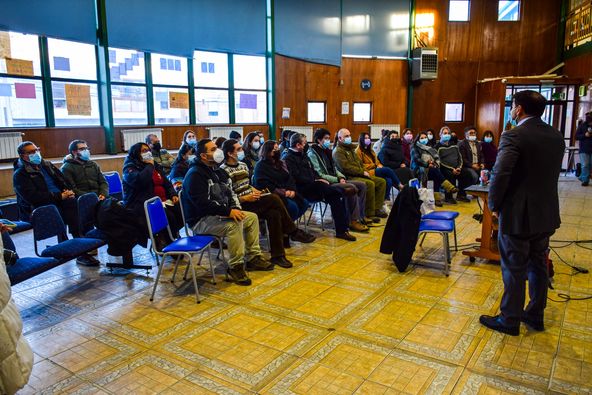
top-left (9, 177), bottom-right (592, 394)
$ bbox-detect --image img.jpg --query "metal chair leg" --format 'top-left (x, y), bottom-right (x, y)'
top-left (419, 233), bottom-right (427, 246)
top-left (150, 255), bottom-right (164, 302)
top-left (442, 232), bottom-right (451, 276)
top-left (453, 222), bottom-right (458, 251)
top-left (187, 252), bottom-right (200, 304)
top-left (206, 245), bottom-right (216, 285)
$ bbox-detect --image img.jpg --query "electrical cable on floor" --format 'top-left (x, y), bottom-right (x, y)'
top-left (546, 245), bottom-right (592, 303)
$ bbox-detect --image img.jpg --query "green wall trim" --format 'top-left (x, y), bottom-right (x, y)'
top-left (38, 37), bottom-right (55, 127)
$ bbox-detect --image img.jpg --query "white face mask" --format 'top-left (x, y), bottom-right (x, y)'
top-left (467, 135), bottom-right (477, 142)
top-left (187, 154), bottom-right (196, 162)
top-left (252, 141), bottom-right (261, 150)
top-left (141, 151), bottom-right (153, 162)
top-left (213, 148), bottom-right (224, 164)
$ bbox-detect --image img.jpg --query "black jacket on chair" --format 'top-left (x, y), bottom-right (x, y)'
top-left (380, 186), bottom-right (422, 272)
top-left (488, 117), bottom-right (564, 235)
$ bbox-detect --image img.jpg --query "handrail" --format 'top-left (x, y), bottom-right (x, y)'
top-left (565, 1), bottom-right (592, 50)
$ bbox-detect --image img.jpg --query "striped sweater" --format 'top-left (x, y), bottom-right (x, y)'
top-left (220, 161), bottom-right (253, 197)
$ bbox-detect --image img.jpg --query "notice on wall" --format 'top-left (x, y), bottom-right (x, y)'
top-left (0, 31), bottom-right (11, 59)
top-left (65, 84), bottom-right (91, 115)
top-left (282, 107), bottom-right (290, 119)
top-left (6, 58), bottom-right (34, 76)
top-left (341, 101), bottom-right (350, 115)
top-left (14, 83), bottom-right (36, 99)
top-left (169, 91), bottom-right (189, 109)
top-left (239, 93), bottom-right (257, 109)
top-left (0, 83), bottom-right (12, 97)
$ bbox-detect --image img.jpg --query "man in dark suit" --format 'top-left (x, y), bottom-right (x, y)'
top-left (480, 90), bottom-right (564, 336)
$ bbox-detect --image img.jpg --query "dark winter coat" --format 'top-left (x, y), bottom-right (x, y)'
top-left (61, 154), bottom-right (109, 198)
top-left (122, 156), bottom-right (175, 215)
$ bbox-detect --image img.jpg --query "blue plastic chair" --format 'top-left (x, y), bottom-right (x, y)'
top-left (103, 171), bottom-right (123, 200)
top-left (2, 231), bottom-right (60, 286)
top-left (144, 196), bottom-right (217, 303)
top-left (31, 205), bottom-right (105, 262)
top-left (421, 211), bottom-right (459, 251)
top-left (417, 219), bottom-right (454, 276)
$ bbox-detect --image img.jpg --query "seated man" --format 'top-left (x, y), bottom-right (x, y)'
top-left (457, 126), bottom-right (483, 198)
top-left (182, 139), bottom-right (273, 286)
top-left (61, 140), bottom-right (109, 200)
top-left (221, 139), bottom-right (315, 268)
top-left (146, 134), bottom-right (174, 176)
top-left (333, 129), bottom-right (387, 221)
top-left (13, 141), bottom-right (98, 266)
top-left (283, 133), bottom-right (356, 241)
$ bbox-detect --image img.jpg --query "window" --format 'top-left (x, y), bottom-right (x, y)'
top-left (449, 0), bottom-right (470, 22)
top-left (353, 102), bottom-right (372, 123)
top-left (151, 54), bottom-right (188, 86)
top-left (195, 89), bottom-right (229, 124)
top-left (233, 55), bottom-right (266, 90)
top-left (498, 1), bottom-right (520, 21)
top-left (152, 53), bottom-right (189, 125)
top-left (109, 48), bottom-right (147, 125)
top-left (307, 101), bottom-right (326, 123)
top-left (194, 51), bottom-right (228, 89)
top-left (109, 48), bottom-right (145, 84)
top-left (48, 38), bottom-right (100, 126)
top-left (444, 102), bottom-right (464, 122)
top-left (234, 90), bottom-right (266, 123)
top-left (233, 54), bottom-right (266, 124)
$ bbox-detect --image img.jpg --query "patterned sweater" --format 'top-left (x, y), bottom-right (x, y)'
top-left (220, 161), bottom-right (253, 197)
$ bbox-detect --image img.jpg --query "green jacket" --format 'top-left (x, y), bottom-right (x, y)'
top-left (61, 154), bottom-right (109, 197)
top-left (307, 144), bottom-right (345, 184)
top-left (332, 141), bottom-right (366, 178)
top-left (152, 148), bottom-right (174, 175)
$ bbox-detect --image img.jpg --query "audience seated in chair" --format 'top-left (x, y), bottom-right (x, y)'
top-left (169, 143), bottom-right (195, 192)
top-left (241, 131), bottom-right (262, 177)
top-left (61, 139), bottom-right (109, 200)
top-left (377, 130), bottom-right (415, 185)
top-left (436, 127), bottom-right (472, 203)
top-left (457, 126), bottom-right (483, 193)
top-left (145, 133), bottom-right (174, 176)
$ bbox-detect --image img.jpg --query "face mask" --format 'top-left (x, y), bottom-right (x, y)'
top-left (187, 155), bottom-right (196, 162)
top-left (467, 135), bottom-right (477, 142)
top-left (213, 148), bottom-right (224, 164)
top-left (404, 134), bottom-right (413, 142)
top-left (78, 149), bottom-right (91, 161)
top-left (141, 151), bottom-right (153, 162)
top-left (29, 151), bottom-right (42, 165)
top-left (427, 134), bottom-right (434, 141)
top-left (260, 137), bottom-right (265, 144)
top-left (440, 134), bottom-right (451, 143)
top-left (390, 137), bottom-right (399, 142)
top-left (237, 151), bottom-right (245, 161)
top-left (186, 138), bottom-right (197, 146)
top-left (484, 137), bottom-right (493, 143)
top-left (419, 138), bottom-right (429, 145)
top-left (364, 138), bottom-right (372, 147)
top-left (344, 137), bottom-right (352, 145)
top-left (322, 140), bottom-right (331, 149)
top-left (252, 141), bottom-right (261, 150)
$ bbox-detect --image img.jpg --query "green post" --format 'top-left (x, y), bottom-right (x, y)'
top-left (95, 0), bottom-right (116, 153)
top-left (228, 53), bottom-right (236, 124)
top-left (145, 53), bottom-right (155, 125)
top-left (38, 37), bottom-right (55, 127)
top-left (406, 0), bottom-right (416, 129)
top-left (266, 0), bottom-right (276, 139)
top-left (188, 56), bottom-right (196, 125)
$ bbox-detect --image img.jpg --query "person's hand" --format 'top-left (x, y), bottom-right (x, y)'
top-left (492, 211), bottom-right (499, 220)
top-left (377, 164), bottom-right (383, 168)
top-left (285, 190), bottom-right (295, 198)
top-left (586, 131), bottom-right (591, 137)
top-left (0, 224), bottom-right (12, 233)
top-left (339, 178), bottom-right (346, 184)
top-left (400, 163), bottom-right (406, 168)
top-left (480, 164), bottom-right (485, 169)
top-left (363, 171), bottom-right (370, 177)
top-left (98, 194), bottom-right (106, 201)
top-left (171, 196), bottom-right (179, 204)
top-left (61, 190), bottom-right (75, 200)
top-left (242, 194), bottom-right (258, 202)
top-left (453, 169), bottom-right (460, 175)
top-left (472, 164), bottom-right (480, 171)
top-left (398, 184), bottom-right (404, 190)
top-left (428, 163), bottom-right (434, 168)
top-left (228, 209), bottom-right (246, 222)
top-left (316, 179), bottom-right (330, 185)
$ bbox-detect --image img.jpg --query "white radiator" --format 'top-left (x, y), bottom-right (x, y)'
top-left (0, 132), bottom-right (23, 160)
top-left (281, 126), bottom-right (313, 141)
top-left (208, 127), bottom-right (244, 140)
top-left (121, 128), bottom-right (162, 151)
top-left (369, 124), bottom-right (400, 140)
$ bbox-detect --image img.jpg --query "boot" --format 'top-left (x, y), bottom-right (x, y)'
top-left (442, 180), bottom-right (459, 194)
top-left (444, 192), bottom-right (457, 204)
top-left (434, 192), bottom-right (444, 207)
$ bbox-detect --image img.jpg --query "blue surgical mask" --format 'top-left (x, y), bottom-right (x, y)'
top-left (419, 138), bottom-right (429, 145)
top-left (252, 141), bottom-right (261, 150)
top-left (237, 151), bottom-right (245, 161)
top-left (78, 149), bottom-right (91, 161)
top-left (186, 138), bottom-right (197, 146)
top-left (187, 155), bottom-right (196, 163)
top-left (344, 137), bottom-right (352, 145)
top-left (484, 137), bottom-right (493, 143)
top-left (29, 151), bottom-right (42, 165)
top-left (260, 137), bottom-right (265, 144)
top-left (440, 134), bottom-right (451, 143)
top-left (322, 140), bottom-right (331, 149)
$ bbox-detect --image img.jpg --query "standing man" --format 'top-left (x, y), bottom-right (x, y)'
top-left (480, 90), bottom-right (564, 336)
top-left (576, 111), bottom-right (592, 186)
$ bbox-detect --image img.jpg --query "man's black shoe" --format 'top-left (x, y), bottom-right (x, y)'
top-left (582, 181), bottom-right (589, 186)
top-left (457, 195), bottom-right (471, 203)
top-left (290, 229), bottom-right (316, 243)
top-left (479, 314), bottom-right (519, 336)
top-left (246, 256), bottom-right (274, 271)
top-left (270, 256), bottom-right (293, 268)
top-left (227, 266), bottom-right (252, 286)
top-left (336, 231), bottom-right (356, 242)
top-left (76, 254), bottom-right (100, 267)
top-left (521, 316), bottom-right (544, 331)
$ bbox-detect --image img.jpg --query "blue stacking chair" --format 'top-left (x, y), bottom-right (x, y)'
top-left (421, 211), bottom-right (459, 251)
top-left (31, 205), bottom-right (106, 263)
top-left (144, 197), bottom-right (217, 303)
top-left (103, 171), bottom-right (123, 200)
top-left (417, 219), bottom-right (454, 276)
top-left (3, 231), bottom-right (60, 286)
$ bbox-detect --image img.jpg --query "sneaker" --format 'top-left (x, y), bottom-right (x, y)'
top-left (457, 195), bottom-right (471, 203)
top-left (374, 209), bottom-right (388, 218)
top-left (76, 254), bottom-right (100, 267)
top-left (290, 229), bottom-right (316, 243)
top-left (246, 256), bottom-right (274, 271)
top-left (227, 266), bottom-right (252, 286)
top-left (336, 231), bottom-right (357, 241)
top-left (270, 256), bottom-right (293, 268)
top-left (349, 220), bottom-right (369, 232)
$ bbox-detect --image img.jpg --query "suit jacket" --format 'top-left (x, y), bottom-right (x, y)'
top-left (488, 117), bottom-right (564, 235)
top-left (457, 139), bottom-right (484, 168)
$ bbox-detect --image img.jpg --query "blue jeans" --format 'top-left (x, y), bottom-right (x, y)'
top-left (375, 167), bottom-right (401, 199)
top-left (284, 197), bottom-right (309, 221)
top-left (579, 152), bottom-right (591, 183)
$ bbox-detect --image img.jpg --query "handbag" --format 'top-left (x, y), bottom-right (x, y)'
top-left (418, 187), bottom-right (435, 215)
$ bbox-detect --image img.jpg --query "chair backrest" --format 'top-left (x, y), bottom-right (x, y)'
top-left (78, 192), bottom-right (99, 236)
top-left (144, 197), bottom-right (173, 251)
top-left (177, 189), bottom-right (192, 236)
top-left (103, 171), bottom-right (123, 197)
top-left (31, 205), bottom-right (67, 242)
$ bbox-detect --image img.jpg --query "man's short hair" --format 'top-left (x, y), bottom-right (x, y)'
top-left (17, 141), bottom-right (34, 155)
top-left (513, 90), bottom-right (547, 117)
top-left (464, 126), bottom-right (477, 134)
top-left (222, 138), bottom-right (239, 159)
top-left (68, 139), bottom-right (86, 154)
top-left (196, 138), bottom-right (212, 155)
top-left (290, 133), bottom-right (305, 147)
top-left (313, 128), bottom-right (331, 143)
top-left (229, 130), bottom-right (241, 140)
top-left (145, 134), bottom-right (158, 144)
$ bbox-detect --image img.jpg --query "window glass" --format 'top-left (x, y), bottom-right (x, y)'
top-left (233, 54), bottom-right (266, 90)
top-left (48, 38), bottom-right (97, 80)
top-left (52, 81), bottom-right (100, 126)
top-left (0, 77), bottom-right (45, 127)
top-left (449, 0), bottom-right (470, 21)
top-left (195, 89), bottom-right (229, 124)
top-left (307, 102), bottom-right (326, 123)
top-left (444, 102), bottom-right (464, 122)
top-left (498, 1), bottom-right (520, 21)
top-left (153, 87), bottom-right (190, 124)
top-left (194, 51), bottom-right (229, 88)
top-left (353, 102), bottom-right (372, 123)
top-left (234, 90), bottom-right (267, 124)
top-left (109, 48), bottom-right (145, 84)
top-left (0, 31), bottom-right (42, 76)
top-left (151, 53), bottom-right (188, 86)
top-left (111, 85), bottom-right (147, 125)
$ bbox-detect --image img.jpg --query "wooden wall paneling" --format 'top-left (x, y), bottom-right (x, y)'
top-left (476, 79), bottom-right (506, 140)
top-left (564, 52), bottom-right (592, 79)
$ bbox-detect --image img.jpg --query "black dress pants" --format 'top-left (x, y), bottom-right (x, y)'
top-left (299, 181), bottom-right (348, 234)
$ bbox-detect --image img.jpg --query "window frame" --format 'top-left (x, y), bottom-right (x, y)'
top-left (448, 0), bottom-right (471, 22)
top-left (353, 101), bottom-right (373, 124)
top-left (444, 102), bottom-right (465, 123)
top-left (497, 0), bottom-right (521, 22)
top-left (307, 101), bottom-right (327, 124)
top-left (108, 47), bottom-right (148, 126)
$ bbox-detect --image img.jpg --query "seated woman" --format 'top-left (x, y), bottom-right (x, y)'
top-left (356, 132), bottom-right (403, 201)
top-left (377, 130), bottom-right (415, 185)
top-left (401, 128), bottom-right (414, 165)
top-left (436, 127), bottom-right (464, 203)
top-left (123, 142), bottom-right (183, 245)
top-left (411, 131), bottom-right (458, 207)
top-left (182, 130), bottom-right (198, 150)
top-left (168, 143), bottom-right (195, 191)
top-left (242, 132), bottom-right (263, 176)
top-left (252, 140), bottom-right (309, 222)
top-left (481, 130), bottom-right (498, 171)
top-left (221, 139), bottom-right (315, 268)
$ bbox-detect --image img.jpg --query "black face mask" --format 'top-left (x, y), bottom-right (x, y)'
top-left (152, 142), bottom-right (162, 151)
